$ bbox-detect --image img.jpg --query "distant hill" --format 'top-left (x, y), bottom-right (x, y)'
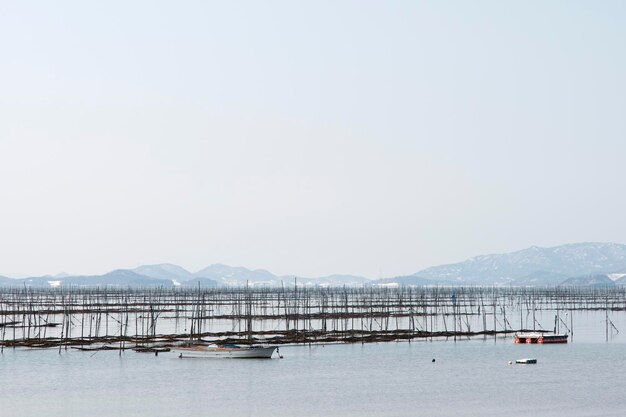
top-left (560, 274), bottom-right (615, 288)
top-left (182, 277), bottom-right (219, 288)
top-left (510, 271), bottom-right (570, 286)
top-left (6, 270), bottom-right (173, 288)
top-left (369, 275), bottom-right (441, 287)
top-left (285, 274), bottom-right (370, 287)
top-left (314, 274), bottom-right (370, 285)
top-left (133, 264), bottom-right (193, 282)
top-left (193, 264), bottom-right (276, 284)
top-left (187, 265), bottom-right (369, 287)
top-left (414, 242), bottom-right (626, 286)
top-left (0, 275), bottom-right (15, 285)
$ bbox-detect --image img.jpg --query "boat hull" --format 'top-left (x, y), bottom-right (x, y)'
top-left (175, 346), bottom-right (277, 359)
top-left (514, 333), bottom-right (568, 344)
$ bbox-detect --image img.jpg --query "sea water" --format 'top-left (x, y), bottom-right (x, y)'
top-left (1, 314), bottom-right (625, 417)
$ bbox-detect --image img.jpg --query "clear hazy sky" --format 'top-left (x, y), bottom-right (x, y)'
top-left (1, 1), bottom-right (625, 278)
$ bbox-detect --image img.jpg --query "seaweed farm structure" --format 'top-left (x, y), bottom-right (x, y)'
top-left (0, 286), bottom-right (623, 352)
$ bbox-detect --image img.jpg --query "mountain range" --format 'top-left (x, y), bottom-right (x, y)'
top-left (407, 242), bottom-right (626, 286)
top-left (0, 263), bottom-right (369, 288)
top-left (1, 242), bottom-right (626, 288)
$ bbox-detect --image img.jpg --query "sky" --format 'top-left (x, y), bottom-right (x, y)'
top-left (1, 1), bottom-right (625, 278)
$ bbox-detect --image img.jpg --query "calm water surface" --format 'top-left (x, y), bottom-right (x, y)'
top-left (1, 317), bottom-right (625, 417)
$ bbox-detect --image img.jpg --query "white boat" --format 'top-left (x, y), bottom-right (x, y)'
top-left (174, 344), bottom-right (277, 359)
top-left (515, 358), bottom-right (538, 364)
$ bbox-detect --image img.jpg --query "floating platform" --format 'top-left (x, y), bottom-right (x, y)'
top-left (514, 333), bottom-right (568, 344)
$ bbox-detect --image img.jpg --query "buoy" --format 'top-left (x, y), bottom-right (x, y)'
top-left (508, 361), bottom-right (512, 365)
top-left (432, 358), bottom-right (435, 363)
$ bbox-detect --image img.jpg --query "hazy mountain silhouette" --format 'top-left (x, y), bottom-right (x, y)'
top-left (2, 242), bottom-right (626, 287)
top-left (413, 242), bottom-right (626, 285)
top-left (133, 263), bottom-right (194, 281)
